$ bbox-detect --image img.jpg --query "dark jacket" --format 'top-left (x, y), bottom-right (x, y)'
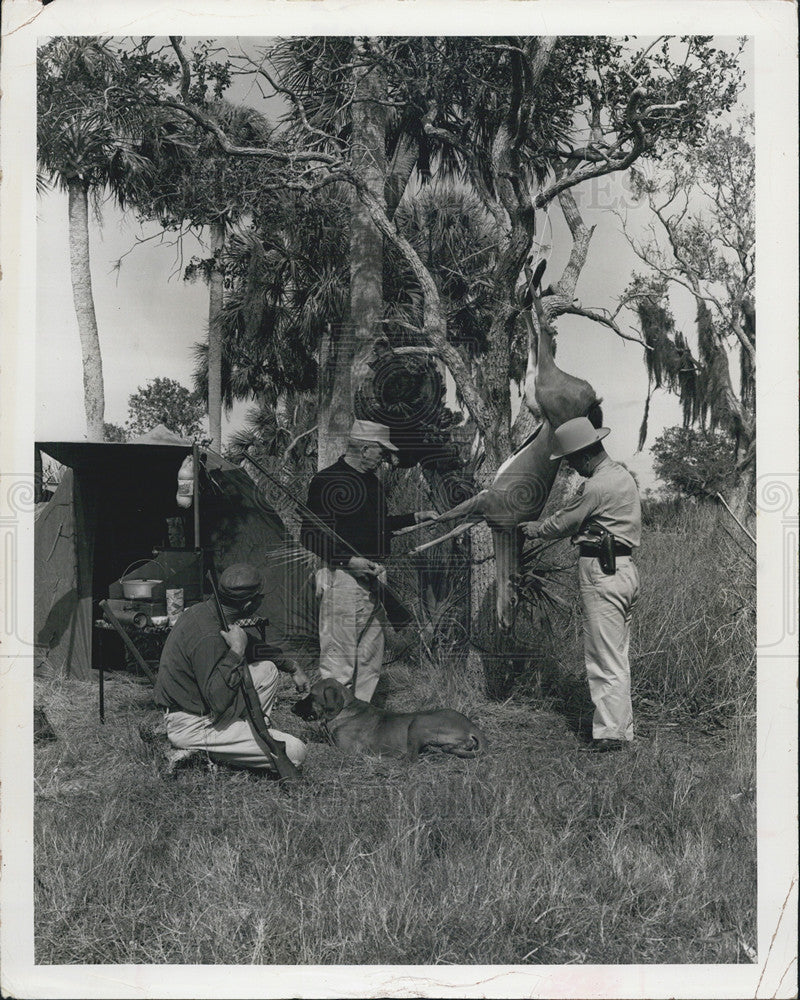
top-left (301, 456), bottom-right (415, 565)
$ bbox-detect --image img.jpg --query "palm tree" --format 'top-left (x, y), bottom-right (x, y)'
top-left (132, 81), bottom-right (275, 452)
top-left (37, 37), bottom-right (154, 440)
top-left (187, 186), bottom-right (346, 462)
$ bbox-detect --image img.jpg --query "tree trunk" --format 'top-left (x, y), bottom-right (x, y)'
top-left (67, 179), bottom-right (105, 440)
top-left (207, 219), bottom-right (226, 452)
top-left (727, 474), bottom-right (755, 529)
top-left (317, 330), bottom-right (352, 469)
top-left (34, 448), bottom-right (44, 502)
top-left (317, 40), bottom-right (386, 470)
top-left (728, 434), bottom-right (756, 528)
top-left (317, 324), bottom-right (335, 468)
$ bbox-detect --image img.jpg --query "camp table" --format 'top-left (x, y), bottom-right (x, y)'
top-left (93, 614), bottom-right (170, 722)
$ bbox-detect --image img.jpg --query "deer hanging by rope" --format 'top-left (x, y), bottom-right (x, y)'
top-left (399, 261), bottom-right (603, 630)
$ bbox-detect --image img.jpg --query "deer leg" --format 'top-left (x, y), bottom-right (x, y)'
top-left (410, 520), bottom-right (478, 554)
top-left (393, 490), bottom-right (489, 537)
top-left (522, 312), bottom-right (541, 419)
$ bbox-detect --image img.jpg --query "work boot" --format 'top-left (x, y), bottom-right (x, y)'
top-left (164, 746), bottom-right (218, 776)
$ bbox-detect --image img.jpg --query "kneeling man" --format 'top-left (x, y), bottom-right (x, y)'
top-left (154, 563), bottom-right (309, 772)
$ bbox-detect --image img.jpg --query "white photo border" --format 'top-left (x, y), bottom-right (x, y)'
top-left (1, 2), bottom-right (797, 997)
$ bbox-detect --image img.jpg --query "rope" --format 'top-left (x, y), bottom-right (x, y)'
top-left (530, 200), bottom-right (555, 276)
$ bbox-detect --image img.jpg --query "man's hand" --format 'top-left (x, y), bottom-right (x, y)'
top-left (521, 521), bottom-right (543, 539)
top-left (220, 623), bottom-right (248, 657)
top-left (292, 667), bottom-right (311, 695)
top-left (347, 556), bottom-right (383, 577)
top-left (414, 510), bottom-right (438, 524)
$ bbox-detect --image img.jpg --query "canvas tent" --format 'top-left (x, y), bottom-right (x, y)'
top-left (34, 426), bottom-right (317, 679)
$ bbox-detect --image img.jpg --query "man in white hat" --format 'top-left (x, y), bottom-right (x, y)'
top-left (301, 420), bottom-right (437, 702)
top-left (522, 417), bottom-right (642, 752)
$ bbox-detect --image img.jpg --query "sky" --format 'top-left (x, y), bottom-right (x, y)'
top-left (35, 36), bottom-right (753, 492)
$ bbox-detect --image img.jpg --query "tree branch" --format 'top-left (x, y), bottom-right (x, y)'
top-left (390, 345), bottom-right (439, 356)
top-left (561, 305), bottom-right (652, 348)
top-left (355, 183), bottom-right (493, 435)
top-left (239, 51), bottom-right (342, 148)
top-left (623, 210), bottom-right (756, 363)
top-left (152, 96), bottom-right (344, 167)
top-left (282, 424), bottom-right (318, 463)
top-left (535, 87), bottom-right (649, 208)
top-left (546, 185), bottom-right (595, 305)
top-left (626, 36), bottom-right (669, 83)
top-left (169, 36), bottom-right (191, 102)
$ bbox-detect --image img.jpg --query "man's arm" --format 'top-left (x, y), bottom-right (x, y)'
top-left (277, 659), bottom-right (311, 694)
top-left (237, 626), bottom-right (311, 696)
top-left (189, 628), bottom-right (247, 719)
top-left (248, 633), bottom-right (309, 692)
top-left (387, 512), bottom-right (416, 532)
top-left (524, 482), bottom-right (599, 540)
top-left (387, 510), bottom-right (437, 531)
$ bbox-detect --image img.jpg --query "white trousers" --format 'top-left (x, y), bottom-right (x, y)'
top-left (165, 660), bottom-right (307, 771)
top-left (317, 568), bottom-right (385, 702)
top-left (578, 556), bottom-right (640, 741)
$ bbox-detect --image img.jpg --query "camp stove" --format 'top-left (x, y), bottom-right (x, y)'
top-left (102, 597), bottom-right (167, 629)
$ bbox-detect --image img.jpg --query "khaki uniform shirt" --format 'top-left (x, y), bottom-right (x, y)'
top-left (536, 456), bottom-right (641, 548)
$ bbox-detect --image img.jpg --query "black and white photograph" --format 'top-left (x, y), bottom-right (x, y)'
top-left (0, 2), bottom-right (797, 998)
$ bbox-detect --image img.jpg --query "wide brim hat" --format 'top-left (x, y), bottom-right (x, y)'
top-left (349, 419), bottom-right (399, 452)
top-left (218, 563), bottom-right (264, 604)
top-left (550, 417), bottom-right (610, 459)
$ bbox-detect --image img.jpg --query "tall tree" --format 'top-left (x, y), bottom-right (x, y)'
top-left (122, 36), bottom-right (745, 657)
top-left (336, 39), bottom-right (388, 468)
top-left (620, 118), bottom-right (755, 517)
top-left (126, 37), bottom-right (275, 450)
top-left (37, 38), bottom-right (154, 439)
top-left (266, 37), bottom-right (393, 467)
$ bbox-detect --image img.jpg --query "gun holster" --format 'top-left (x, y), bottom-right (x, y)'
top-left (579, 524), bottom-right (617, 575)
top-left (598, 530), bottom-right (616, 576)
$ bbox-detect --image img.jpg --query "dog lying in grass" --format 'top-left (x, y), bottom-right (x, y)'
top-left (292, 678), bottom-right (487, 761)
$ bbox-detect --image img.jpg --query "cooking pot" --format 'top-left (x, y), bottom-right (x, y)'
top-left (121, 579), bottom-right (161, 600)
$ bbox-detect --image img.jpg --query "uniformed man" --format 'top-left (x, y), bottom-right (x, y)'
top-left (522, 417), bottom-right (642, 752)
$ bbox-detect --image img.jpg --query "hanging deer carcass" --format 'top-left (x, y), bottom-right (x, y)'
top-left (403, 268), bottom-right (602, 630)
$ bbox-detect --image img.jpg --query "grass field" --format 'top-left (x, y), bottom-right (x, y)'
top-left (33, 504), bottom-right (756, 966)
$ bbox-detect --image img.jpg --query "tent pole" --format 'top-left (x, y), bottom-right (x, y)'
top-left (192, 441), bottom-right (200, 548)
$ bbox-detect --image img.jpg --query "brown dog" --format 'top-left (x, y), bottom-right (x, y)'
top-left (292, 678), bottom-right (487, 761)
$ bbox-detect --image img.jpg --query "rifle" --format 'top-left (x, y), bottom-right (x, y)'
top-left (375, 580), bottom-right (413, 629)
top-left (206, 568), bottom-right (300, 782)
top-left (239, 449), bottom-right (413, 631)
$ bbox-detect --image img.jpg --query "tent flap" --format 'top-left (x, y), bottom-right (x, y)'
top-left (34, 470), bottom-right (93, 679)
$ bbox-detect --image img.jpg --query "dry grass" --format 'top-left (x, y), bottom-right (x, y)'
top-left (34, 505), bottom-right (756, 966)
